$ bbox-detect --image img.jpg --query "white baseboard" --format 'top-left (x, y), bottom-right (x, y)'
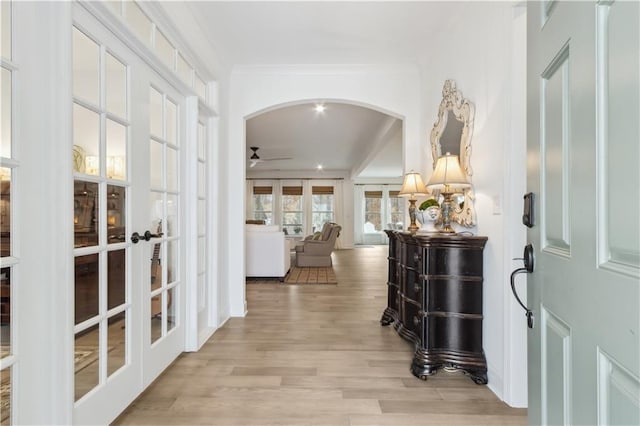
top-left (487, 365), bottom-right (504, 404)
top-left (197, 327), bottom-right (217, 350)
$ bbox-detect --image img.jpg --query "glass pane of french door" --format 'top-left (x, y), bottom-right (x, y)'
top-left (148, 86), bottom-right (180, 344)
top-left (72, 24), bottom-right (130, 402)
top-left (197, 120), bottom-right (207, 316)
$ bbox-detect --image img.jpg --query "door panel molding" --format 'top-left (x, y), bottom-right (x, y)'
top-left (597, 347), bottom-right (640, 425)
top-left (540, 43), bottom-right (571, 258)
top-left (541, 306), bottom-right (572, 426)
top-left (542, 0), bottom-right (558, 27)
top-left (595, 0), bottom-right (640, 278)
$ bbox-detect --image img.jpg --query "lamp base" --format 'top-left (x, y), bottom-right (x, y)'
top-left (407, 198), bottom-right (419, 233)
top-left (408, 223), bottom-right (421, 233)
top-left (440, 224), bottom-right (456, 233)
top-left (439, 192), bottom-right (456, 233)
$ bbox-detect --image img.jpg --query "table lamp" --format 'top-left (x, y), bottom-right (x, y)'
top-left (426, 153), bottom-right (471, 233)
top-left (398, 170), bottom-right (428, 233)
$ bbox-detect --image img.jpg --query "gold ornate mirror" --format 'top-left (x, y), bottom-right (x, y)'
top-left (430, 80), bottom-right (476, 227)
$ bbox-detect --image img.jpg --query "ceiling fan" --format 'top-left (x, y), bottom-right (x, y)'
top-left (248, 146), bottom-right (292, 168)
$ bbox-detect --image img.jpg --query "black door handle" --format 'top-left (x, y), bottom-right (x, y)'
top-left (143, 230), bottom-right (163, 240)
top-left (511, 244), bottom-right (534, 328)
top-left (131, 230), bottom-right (164, 244)
top-left (511, 268), bottom-right (533, 328)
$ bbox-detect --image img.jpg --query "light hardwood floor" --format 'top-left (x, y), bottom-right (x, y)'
top-left (113, 245), bottom-right (527, 425)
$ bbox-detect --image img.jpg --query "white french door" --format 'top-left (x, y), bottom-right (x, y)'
top-left (72, 10), bottom-right (141, 424)
top-left (137, 71), bottom-right (185, 385)
top-left (72, 5), bottom-right (185, 424)
top-left (193, 113), bottom-right (217, 349)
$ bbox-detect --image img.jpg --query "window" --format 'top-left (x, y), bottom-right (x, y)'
top-left (312, 186), bottom-right (334, 233)
top-left (252, 186), bottom-right (272, 224)
top-left (177, 53), bottom-right (193, 87)
top-left (364, 191), bottom-right (382, 232)
top-left (282, 186), bottom-right (303, 236)
top-left (154, 29), bottom-right (174, 70)
top-left (109, 0), bottom-right (213, 108)
top-left (124, 1), bottom-right (152, 45)
top-left (387, 190), bottom-right (404, 230)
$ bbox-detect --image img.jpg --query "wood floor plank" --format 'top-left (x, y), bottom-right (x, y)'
top-left (280, 376), bottom-right (408, 389)
top-left (116, 413), bottom-right (351, 426)
top-left (230, 366), bottom-right (317, 376)
top-left (350, 413), bottom-right (528, 426)
top-left (167, 396), bottom-right (382, 416)
top-left (113, 246), bottom-right (526, 425)
top-left (342, 388), bottom-right (442, 401)
top-left (379, 399), bottom-right (526, 416)
top-left (205, 387), bottom-right (344, 400)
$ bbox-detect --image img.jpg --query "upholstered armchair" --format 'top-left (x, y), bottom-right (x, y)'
top-left (295, 223), bottom-right (341, 267)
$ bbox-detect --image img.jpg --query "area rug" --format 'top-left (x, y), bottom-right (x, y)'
top-left (284, 266), bottom-right (337, 284)
top-left (75, 345), bottom-right (102, 373)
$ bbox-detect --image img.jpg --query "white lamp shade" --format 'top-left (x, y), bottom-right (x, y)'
top-left (399, 171), bottom-right (428, 197)
top-left (427, 153), bottom-right (471, 190)
top-left (427, 154), bottom-right (470, 191)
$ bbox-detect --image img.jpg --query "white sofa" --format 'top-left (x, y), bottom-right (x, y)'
top-left (245, 224), bottom-right (291, 280)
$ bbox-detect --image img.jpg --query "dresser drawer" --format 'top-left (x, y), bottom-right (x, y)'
top-left (404, 243), bottom-right (423, 270)
top-left (402, 299), bottom-right (423, 340)
top-left (403, 267), bottom-right (422, 303)
top-left (423, 246), bottom-right (483, 277)
top-left (425, 315), bottom-right (483, 354)
top-left (426, 278), bottom-right (483, 314)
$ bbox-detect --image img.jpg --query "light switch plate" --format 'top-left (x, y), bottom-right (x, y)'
top-left (493, 194), bottom-right (502, 215)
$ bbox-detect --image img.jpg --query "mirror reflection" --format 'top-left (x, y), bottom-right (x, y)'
top-left (429, 80), bottom-right (476, 227)
top-left (439, 110), bottom-right (464, 157)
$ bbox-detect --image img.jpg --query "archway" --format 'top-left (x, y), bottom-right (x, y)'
top-left (225, 65), bottom-right (423, 317)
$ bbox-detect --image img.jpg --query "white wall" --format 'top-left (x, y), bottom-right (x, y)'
top-left (226, 64), bottom-right (421, 316)
top-left (418, 4), bottom-right (528, 406)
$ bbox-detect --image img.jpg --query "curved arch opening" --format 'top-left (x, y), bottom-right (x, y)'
top-left (244, 98), bottom-right (404, 177)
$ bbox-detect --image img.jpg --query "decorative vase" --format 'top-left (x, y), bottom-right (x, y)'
top-left (416, 206), bottom-right (441, 233)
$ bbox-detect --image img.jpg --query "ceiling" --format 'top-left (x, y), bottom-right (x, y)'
top-left (185, 2), bottom-right (478, 67)
top-left (245, 102), bottom-right (402, 177)
top-left (175, 1), bottom-right (507, 177)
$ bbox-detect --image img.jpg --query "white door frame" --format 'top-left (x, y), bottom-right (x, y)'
top-left (12, 2), bottom-right (75, 424)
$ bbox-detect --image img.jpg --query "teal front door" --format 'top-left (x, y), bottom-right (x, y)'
top-left (526, 1), bottom-right (639, 424)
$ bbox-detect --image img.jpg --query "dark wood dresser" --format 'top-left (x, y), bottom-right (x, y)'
top-left (382, 230), bottom-right (488, 384)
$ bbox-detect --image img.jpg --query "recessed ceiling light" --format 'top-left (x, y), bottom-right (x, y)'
top-left (314, 104), bottom-right (326, 113)
top-left (316, 164), bottom-right (323, 170)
